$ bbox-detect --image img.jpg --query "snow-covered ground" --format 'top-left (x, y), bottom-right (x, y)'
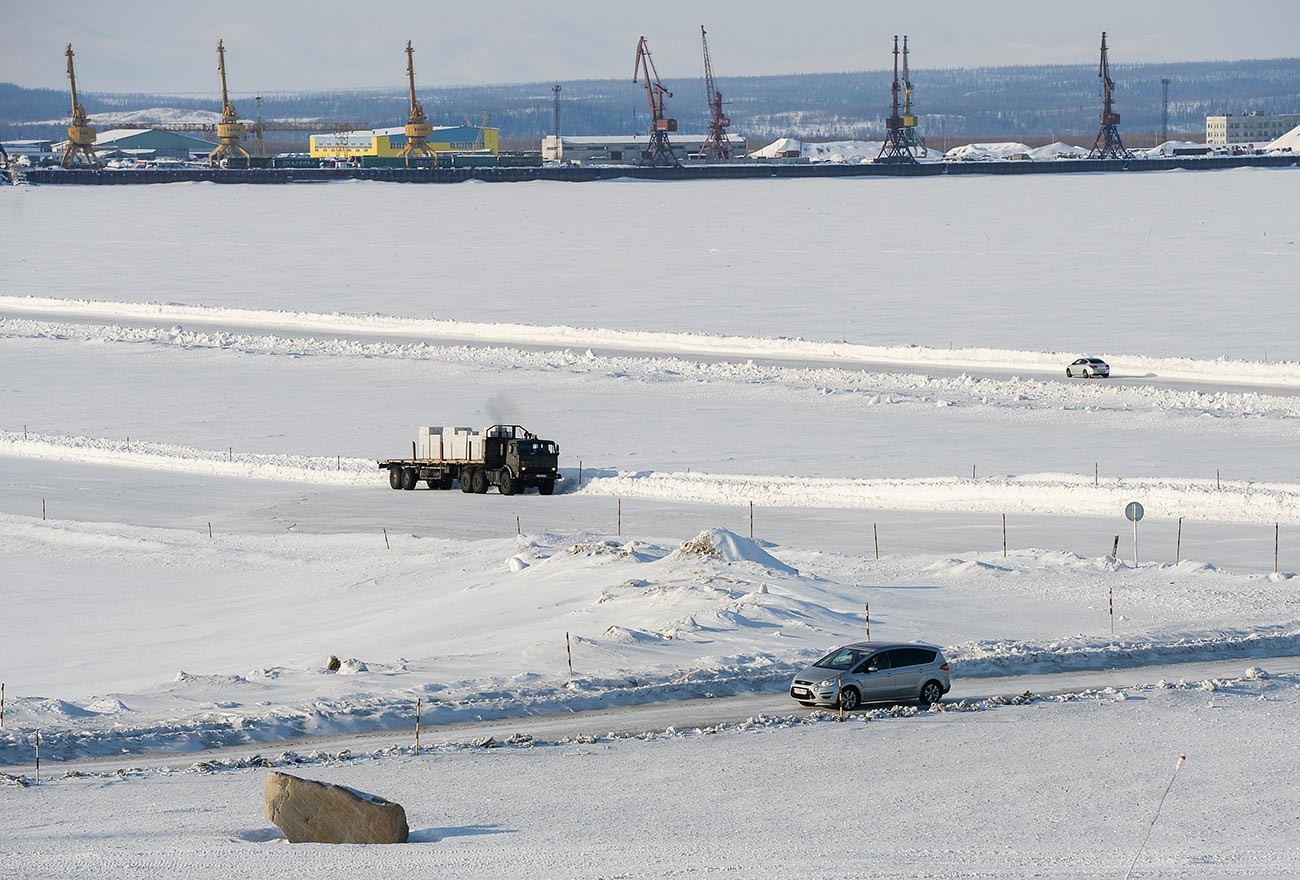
top-left (7, 670), bottom-right (1299, 878)
top-left (2, 173), bottom-right (1298, 875)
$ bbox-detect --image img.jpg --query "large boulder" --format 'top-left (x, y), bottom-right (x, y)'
top-left (264, 771), bottom-right (409, 844)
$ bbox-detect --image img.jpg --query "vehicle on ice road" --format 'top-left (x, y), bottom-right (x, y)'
top-left (379, 424), bottom-right (560, 495)
top-left (789, 642), bottom-right (951, 710)
top-left (1066, 357), bottom-right (1110, 378)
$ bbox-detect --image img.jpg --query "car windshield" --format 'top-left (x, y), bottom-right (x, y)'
top-left (813, 647), bottom-right (870, 671)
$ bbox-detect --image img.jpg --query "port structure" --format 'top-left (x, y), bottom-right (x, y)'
top-left (208, 40), bottom-right (251, 167)
top-left (901, 36), bottom-right (925, 153)
top-left (1088, 32), bottom-right (1132, 160)
top-left (699, 26), bottom-right (732, 160)
top-left (876, 35), bottom-right (918, 164)
top-left (633, 36), bottom-right (679, 167)
top-left (398, 41), bottom-right (438, 167)
top-left (61, 43), bottom-right (100, 169)
top-left (1160, 78), bottom-right (1171, 145)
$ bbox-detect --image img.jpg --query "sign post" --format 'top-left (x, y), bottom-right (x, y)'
top-left (1125, 501), bottom-right (1145, 566)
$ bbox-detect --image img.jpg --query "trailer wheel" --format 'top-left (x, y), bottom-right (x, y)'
top-left (472, 469), bottom-right (489, 494)
top-left (499, 470), bottom-right (517, 495)
top-left (439, 474), bottom-right (455, 490)
top-left (459, 469), bottom-right (475, 493)
top-left (538, 477), bottom-right (556, 496)
top-left (388, 467), bottom-right (403, 490)
top-left (425, 479), bottom-right (438, 489)
top-left (400, 468), bottom-right (418, 490)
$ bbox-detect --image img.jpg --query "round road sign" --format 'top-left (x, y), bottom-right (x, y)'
top-left (1125, 501), bottom-right (1145, 522)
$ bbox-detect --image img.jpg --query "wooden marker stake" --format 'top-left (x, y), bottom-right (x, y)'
top-left (566, 632), bottom-right (574, 677)
top-left (383, 528), bottom-right (390, 550)
top-left (617, 499), bottom-right (622, 536)
top-left (1002, 513), bottom-right (1007, 558)
top-left (1175, 517), bottom-right (1183, 565)
top-left (865, 603), bottom-right (870, 642)
top-left (873, 524), bottom-right (879, 560)
top-left (1109, 585), bottom-right (1115, 635)
top-left (1276, 523), bottom-right (1280, 575)
top-left (1, 682), bottom-right (5, 728)
top-left (517, 516), bottom-right (521, 536)
top-left (749, 501), bottom-right (754, 540)
top-left (414, 697), bottom-right (422, 753)
top-left (35, 729), bottom-right (40, 785)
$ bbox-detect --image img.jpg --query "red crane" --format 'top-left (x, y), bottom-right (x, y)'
top-left (699, 26), bottom-right (732, 160)
top-left (1088, 32), bottom-right (1131, 159)
top-left (633, 36), bottom-right (678, 166)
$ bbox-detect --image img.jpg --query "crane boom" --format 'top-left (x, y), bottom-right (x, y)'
top-left (61, 43), bottom-right (99, 168)
top-left (699, 26), bottom-right (732, 160)
top-left (209, 39), bottom-right (250, 166)
top-left (633, 36), bottom-right (678, 166)
top-left (397, 40), bottom-right (437, 167)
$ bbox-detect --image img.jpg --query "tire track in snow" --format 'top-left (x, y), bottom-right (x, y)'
top-left (3, 430), bottom-right (1299, 524)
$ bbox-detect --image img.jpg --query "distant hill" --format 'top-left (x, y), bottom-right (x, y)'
top-left (4, 58), bottom-right (1299, 146)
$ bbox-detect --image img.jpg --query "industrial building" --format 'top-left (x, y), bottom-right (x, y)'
top-left (542, 134), bottom-right (748, 164)
top-left (52, 128), bottom-right (217, 160)
top-left (309, 124), bottom-right (499, 160)
top-left (1206, 112), bottom-right (1300, 145)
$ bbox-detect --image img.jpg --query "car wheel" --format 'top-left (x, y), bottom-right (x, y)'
top-left (919, 680), bottom-right (944, 705)
top-left (1083, 369), bottom-right (1092, 379)
top-left (838, 686), bottom-right (861, 711)
top-left (1066, 368), bottom-right (1073, 378)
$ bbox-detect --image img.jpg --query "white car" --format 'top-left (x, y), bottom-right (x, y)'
top-left (1066, 357), bottom-right (1110, 378)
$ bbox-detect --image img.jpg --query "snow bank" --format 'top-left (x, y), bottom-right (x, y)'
top-left (6, 297), bottom-right (1300, 388)
top-left (748, 138), bottom-right (941, 163)
top-left (582, 470), bottom-right (1300, 524)
top-left (1028, 142), bottom-right (1089, 160)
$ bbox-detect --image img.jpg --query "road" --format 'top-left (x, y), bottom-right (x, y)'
top-left (29, 653), bottom-right (1299, 777)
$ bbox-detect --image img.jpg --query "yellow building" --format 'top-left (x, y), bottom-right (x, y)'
top-left (310, 124), bottom-right (499, 159)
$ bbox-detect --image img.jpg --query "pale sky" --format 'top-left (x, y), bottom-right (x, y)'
top-left (5, 1), bottom-right (1297, 94)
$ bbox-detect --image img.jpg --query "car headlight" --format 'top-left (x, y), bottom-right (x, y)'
top-left (817, 678), bottom-right (838, 689)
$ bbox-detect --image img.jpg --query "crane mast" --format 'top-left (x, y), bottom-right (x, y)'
top-left (901, 35), bottom-right (924, 152)
top-left (209, 40), bottom-right (251, 167)
top-left (61, 43), bottom-right (100, 169)
top-left (398, 40), bottom-right (438, 167)
top-left (699, 26), bottom-right (732, 160)
top-left (633, 36), bottom-right (678, 167)
top-left (1088, 32), bottom-right (1131, 159)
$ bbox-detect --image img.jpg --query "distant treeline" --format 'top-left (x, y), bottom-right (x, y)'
top-left (4, 58), bottom-right (1299, 144)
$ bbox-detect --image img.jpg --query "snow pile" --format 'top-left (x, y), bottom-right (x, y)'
top-left (944, 142), bottom-right (1033, 161)
top-left (8, 297), bottom-right (1300, 388)
top-left (1266, 122), bottom-right (1300, 153)
top-left (1138, 141), bottom-right (1209, 157)
top-left (748, 138), bottom-right (940, 163)
top-left (674, 529), bottom-right (797, 574)
top-left (1028, 142), bottom-right (1089, 160)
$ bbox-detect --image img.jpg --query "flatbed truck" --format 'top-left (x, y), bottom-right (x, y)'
top-left (378, 424), bottom-right (560, 495)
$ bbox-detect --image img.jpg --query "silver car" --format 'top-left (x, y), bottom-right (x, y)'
top-left (1066, 357), bottom-right (1110, 378)
top-left (789, 642), bottom-right (951, 710)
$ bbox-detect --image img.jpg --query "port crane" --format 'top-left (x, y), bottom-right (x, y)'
top-left (61, 43), bottom-right (100, 169)
top-left (633, 36), bottom-right (678, 167)
top-left (209, 40), bottom-right (251, 166)
top-left (876, 35), bottom-right (917, 164)
top-left (699, 26), bottom-right (732, 160)
top-left (398, 40), bottom-right (438, 167)
top-left (1088, 32), bottom-right (1131, 159)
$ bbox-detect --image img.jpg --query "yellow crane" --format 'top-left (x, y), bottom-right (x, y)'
top-left (61, 43), bottom-right (100, 169)
top-left (209, 39), bottom-right (251, 167)
top-left (398, 41), bottom-right (437, 167)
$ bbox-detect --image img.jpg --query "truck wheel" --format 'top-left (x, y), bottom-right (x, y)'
top-left (538, 477), bottom-right (556, 496)
top-left (439, 474), bottom-right (454, 490)
top-left (459, 469), bottom-right (475, 493)
top-left (499, 470), bottom-right (517, 495)
top-left (400, 468), bottom-right (418, 490)
top-left (472, 469), bottom-right (489, 494)
top-left (389, 467), bottom-right (403, 490)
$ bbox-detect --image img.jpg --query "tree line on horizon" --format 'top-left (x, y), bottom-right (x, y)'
top-left (3, 58), bottom-right (1298, 145)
